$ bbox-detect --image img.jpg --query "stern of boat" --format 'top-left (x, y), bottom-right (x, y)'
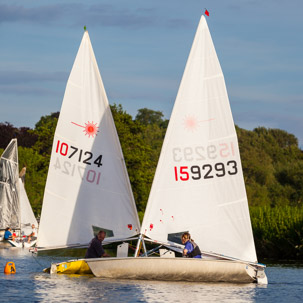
top-left (247, 263), bottom-right (268, 285)
top-left (256, 266), bottom-right (268, 284)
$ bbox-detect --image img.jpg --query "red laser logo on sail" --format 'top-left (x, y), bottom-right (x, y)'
top-left (71, 121), bottom-right (99, 138)
top-left (183, 115), bottom-right (215, 132)
top-left (184, 115), bottom-right (199, 131)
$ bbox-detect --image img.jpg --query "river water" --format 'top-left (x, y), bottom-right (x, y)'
top-left (0, 246), bottom-right (302, 303)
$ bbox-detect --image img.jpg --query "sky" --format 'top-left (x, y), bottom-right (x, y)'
top-left (0, 0), bottom-right (302, 147)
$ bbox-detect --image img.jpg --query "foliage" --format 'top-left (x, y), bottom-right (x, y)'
top-left (31, 112), bottom-right (59, 158)
top-left (251, 206), bottom-right (303, 260)
top-left (18, 147), bottom-right (48, 216)
top-left (0, 122), bottom-right (37, 148)
top-left (110, 104), bottom-right (164, 212)
top-left (1, 107), bottom-right (303, 260)
top-left (135, 108), bottom-right (168, 128)
top-left (237, 126), bottom-right (303, 207)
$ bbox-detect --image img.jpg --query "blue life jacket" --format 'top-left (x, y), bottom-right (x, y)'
top-left (186, 240), bottom-right (202, 258)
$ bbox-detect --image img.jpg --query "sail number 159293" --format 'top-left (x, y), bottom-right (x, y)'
top-left (174, 161), bottom-right (238, 181)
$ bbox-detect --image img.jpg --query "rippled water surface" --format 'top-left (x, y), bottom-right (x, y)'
top-left (0, 246), bottom-right (302, 302)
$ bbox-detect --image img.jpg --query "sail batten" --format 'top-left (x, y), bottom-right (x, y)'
top-left (141, 15), bottom-right (257, 263)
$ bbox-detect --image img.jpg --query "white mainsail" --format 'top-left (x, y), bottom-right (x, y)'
top-left (141, 16), bottom-right (257, 263)
top-left (0, 139), bottom-right (20, 230)
top-left (19, 178), bottom-right (38, 236)
top-left (37, 31), bottom-right (140, 249)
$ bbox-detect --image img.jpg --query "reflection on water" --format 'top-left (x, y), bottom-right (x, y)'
top-left (31, 273), bottom-right (259, 303)
top-left (1, 247), bottom-right (303, 303)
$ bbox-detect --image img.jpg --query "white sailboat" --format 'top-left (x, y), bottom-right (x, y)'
top-left (8, 178), bottom-right (39, 248)
top-left (0, 139), bottom-right (20, 236)
top-left (0, 139), bottom-right (38, 247)
top-left (86, 15), bottom-right (267, 284)
top-left (36, 29), bottom-right (140, 252)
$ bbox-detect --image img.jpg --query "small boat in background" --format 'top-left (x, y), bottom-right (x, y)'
top-left (0, 139), bottom-right (20, 239)
top-left (8, 178), bottom-right (38, 248)
top-left (0, 139), bottom-right (38, 247)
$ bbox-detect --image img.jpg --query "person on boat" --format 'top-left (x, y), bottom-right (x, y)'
top-left (4, 227), bottom-right (12, 240)
top-left (181, 232), bottom-right (202, 258)
top-left (85, 230), bottom-right (110, 258)
top-left (27, 224), bottom-right (38, 243)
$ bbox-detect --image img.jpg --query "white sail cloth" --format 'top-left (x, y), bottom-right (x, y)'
top-left (37, 31), bottom-right (140, 249)
top-left (141, 16), bottom-right (257, 263)
top-left (19, 178), bottom-right (38, 236)
top-left (0, 139), bottom-right (20, 230)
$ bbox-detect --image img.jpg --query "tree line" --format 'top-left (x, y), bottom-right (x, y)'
top-left (1, 105), bottom-right (302, 260)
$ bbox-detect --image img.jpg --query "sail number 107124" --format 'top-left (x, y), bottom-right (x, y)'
top-left (55, 140), bottom-right (103, 167)
top-left (174, 161), bottom-right (238, 181)
top-left (54, 140), bottom-right (103, 186)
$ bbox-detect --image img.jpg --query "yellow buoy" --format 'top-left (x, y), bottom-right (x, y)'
top-left (4, 262), bottom-right (16, 274)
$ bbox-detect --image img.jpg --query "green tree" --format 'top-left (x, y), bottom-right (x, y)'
top-left (19, 147), bottom-right (47, 216)
top-left (32, 112), bottom-right (59, 158)
top-left (135, 108), bottom-right (167, 127)
top-left (0, 122), bottom-right (17, 148)
top-left (237, 125), bottom-right (303, 207)
top-left (110, 104), bottom-right (154, 213)
top-left (0, 122), bottom-right (37, 149)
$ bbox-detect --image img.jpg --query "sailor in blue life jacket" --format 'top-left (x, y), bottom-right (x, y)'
top-left (4, 227), bottom-right (12, 240)
top-left (181, 232), bottom-right (202, 258)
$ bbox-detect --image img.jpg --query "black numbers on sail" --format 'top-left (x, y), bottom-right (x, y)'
top-left (174, 161), bottom-right (238, 181)
top-left (56, 140), bottom-right (103, 167)
top-left (93, 155), bottom-right (103, 167)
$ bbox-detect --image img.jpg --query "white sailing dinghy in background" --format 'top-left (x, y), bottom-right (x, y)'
top-left (36, 30), bottom-right (140, 254)
top-left (86, 15), bottom-right (267, 284)
top-left (0, 139), bottom-right (20, 238)
top-left (0, 139), bottom-right (38, 247)
top-left (8, 178), bottom-right (39, 248)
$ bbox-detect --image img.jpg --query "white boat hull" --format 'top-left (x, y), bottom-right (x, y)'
top-left (86, 257), bottom-right (266, 283)
top-left (8, 239), bottom-right (37, 248)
